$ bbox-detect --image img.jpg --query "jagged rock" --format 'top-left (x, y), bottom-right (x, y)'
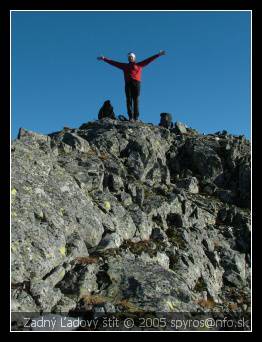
top-left (18, 127), bottom-right (51, 143)
top-left (11, 120), bottom-right (250, 329)
top-left (57, 263), bottom-right (99, 298)
top-left (173, 121), bottom-right (188, 134)
top-left (61, 132), bottom-right (90, 153)
top-left (52, 295), bottom-right (77, 314)
top-left (176, 176), bottom-right (199, 193)
top-left (90, 190), bottom-right (136, 240)
top-left (221, 250), bottom-right (247, 287)
top-left (105, 173), bottom-right (124, 192)
top-left (135, 185), bottom-right (145, 206)
top-left (96, 233), bottom-right (123, 251)
top-left (104, 253), bottom-right (194, 311)
top-left (139, 251), bottom-right (170, 269)
top-left (182, 138), bottom-right (223, 180)
top-left (187, 127), bottom-right (199, 136)
top-left (66, 232), bottom-right (89, 259)
top-left (151, 227), bottom-right (169, 243)
top-left (44, 265), bottom-right (66, 287)
top-left (11, 218), bottom-right (68, 283)
top-left (117, 191), bottom-right (133, 206)
top-left (129, 205), bottom-right (153, 240)
top-left (201, 180), bottom-right (217, 195)
top-left (58, 152), bottom-right (105, 192)
top-left (109, 201), bottom-right (137, 240)
top-left (11, 288), bottom-right (39, 312)
top-left (30, 279), bottom-right (63, 311)
top-left (78, 264), bottom-right (100, 297)
top-left (238, 161), bottom-right (251, 207)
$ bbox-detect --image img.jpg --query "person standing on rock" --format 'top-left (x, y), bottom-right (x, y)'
top-left (97, 51), bottom-right (166, 122)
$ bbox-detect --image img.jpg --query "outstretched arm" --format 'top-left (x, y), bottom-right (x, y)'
top-left (137, 50), bottom-right (166, 67)
top-left (97, 56), bottom-right (126, 70)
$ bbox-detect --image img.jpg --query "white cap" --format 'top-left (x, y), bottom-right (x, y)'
top-left (128, 52), bottom-right (136, 58)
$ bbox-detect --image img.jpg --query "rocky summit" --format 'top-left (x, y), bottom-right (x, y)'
top-left (11, 119), bottom-right (251, 331)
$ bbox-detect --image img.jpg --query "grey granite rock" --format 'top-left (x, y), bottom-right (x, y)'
top-left (11, 120), bottom-right (251, 329)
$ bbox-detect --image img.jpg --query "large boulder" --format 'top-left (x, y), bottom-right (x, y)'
top-left (182, 138), bottom-right (223, 180)
top-left (103, 253), bottom-right (195, 312)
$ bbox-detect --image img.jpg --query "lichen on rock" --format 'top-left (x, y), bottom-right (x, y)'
top-left (11, 120), bottom-right (251, 330)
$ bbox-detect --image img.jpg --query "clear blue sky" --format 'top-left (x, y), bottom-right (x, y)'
top-left (11, 11), bottom-right (251, 139)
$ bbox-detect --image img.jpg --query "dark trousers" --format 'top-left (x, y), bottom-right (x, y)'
top-left (125, 80), bottom-right (141, 120)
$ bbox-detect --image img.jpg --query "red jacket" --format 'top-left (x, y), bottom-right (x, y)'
top-left (102, 53), bottom-right (161, 82)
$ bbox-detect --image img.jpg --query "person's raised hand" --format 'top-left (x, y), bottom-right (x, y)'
top-left (159, 50), bottom-right (166, 56)
top-left (97, 56), bottom-right (105, 61)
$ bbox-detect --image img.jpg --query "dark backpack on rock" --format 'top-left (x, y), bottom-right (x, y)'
top-left (159, 113), bottom-right (173, 129)
top-left (98, 100), bottom-right (116, 120)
